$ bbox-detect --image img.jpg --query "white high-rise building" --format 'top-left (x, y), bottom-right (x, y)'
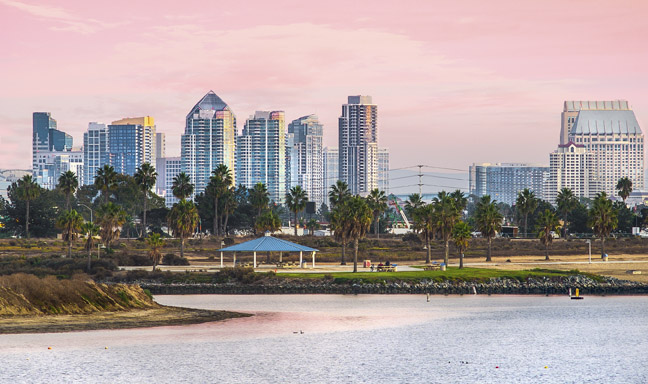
top-left (378, 148), bottom-right (390, 194)
top-left (547, 142), bottom-right (595, 203)
top-left (156, 132), bottom-right (166, 160)
top-left (322, 147), bottom-right (338, 202)
top-left (236, 111), bottom-right (286, 204)
top-left (287, 115), bottom-right (324, 205)
top-left (33, 149), bottom-right (84, 190)
top-left (156, 157), bottom-right (182, 208)
top-left (181, 91), bottom-right (237, 197)
top-left (83, 122), bottom-right (109, 186)
top-left (469, 163), bottom-right (549, 206)
top-left (108, 116), bottom-right (156, 176)
top-left (566, 100), bottom-right (644, 198)
top-left (339, 95), bottom-right (378, 196)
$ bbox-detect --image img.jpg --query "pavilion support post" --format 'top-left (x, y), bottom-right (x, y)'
top-left (279, 251), bottom-right (283, 262)
top-left (233, 252), bottom-right (236, 267)
top-left (220, 252), bottom-right (223, 268)
top-left (312, 251), bottom-right (316, 268)
top-left (253, 251), bottom-right (257, 268)
top-left (299, 251), bottom-right (303, 268)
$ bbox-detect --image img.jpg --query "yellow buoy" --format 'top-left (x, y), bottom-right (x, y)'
top-left (544, 366), bottom-right (548, 369)
top-left (47, 347), bottom-right (52, 350)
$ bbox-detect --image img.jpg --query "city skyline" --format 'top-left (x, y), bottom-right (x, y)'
top-left (1, 0), bottom-right (647, 173)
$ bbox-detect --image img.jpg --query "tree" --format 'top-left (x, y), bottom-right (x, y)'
top-left (285, 186), bottom-right (308, 236)
top-left (414, 204), bottom-right (436, 264)
top-left (330, 202), bottom-right (350, 265)
top-left (94, 165), bottom-right (118, 204)
top-left (207, 164), bottom-right (233, 237)
top-left (172, 172), bottom-right (194, 201)
top-left (221, 187), bottom-right (238, 236)
top-left (452, 221), bottom-right (472, 269)
top-left (56, 209), bottom-right (83, 258)
top-left (475, 195), bottom-right (503, 262)
top-left (450, 190), bottom-right (468, 217)
top-left (249, 183), bottom-right (270, 220)
top-left (96, 202), bottom-right (126, 249)
top-left (343, 196), bottom-right (372, 273)
top-left (14, 175), bottom-right (41, 238)
top-left (57, 170), bottom-right (78, 210)
top-left (404, 193), bottom-right (425, 219)
top-left (556, 187), bottom-right (577, 238)
top-left (306, 218), bottom-right (320, 235)
top-left (616, 177), bottom-right (633, 204)
top-left (147, 233), bottom-right (164, 272)
top-left (516, 188), bottom-right (538, 238)
top-left (134, 162), bottom-right (157, 237)
top-left (328, 180), bottom-right (351, 209)
top-left (536, 209), bottom-right (560, 260)
top-left (80, 222), bottom-right (99, 271)
top-left (366, 188), bottom-right (388, 238)
top-left (434, 191), bottom-right (460, 266)
top-left (2, 184), bottom-right (58, 238)
top-left (167, 199), bottom-right (199, 258)
top-left (589, 192), bottom-right (618, 257)
top-left (255, 210), bottom-right (281, 234)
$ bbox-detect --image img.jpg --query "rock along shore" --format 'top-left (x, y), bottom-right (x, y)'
top-left (143, 276), bottom-right (648, 296)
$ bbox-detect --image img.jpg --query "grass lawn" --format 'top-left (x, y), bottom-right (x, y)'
top-left (278, 267), bottom-right (588, 283)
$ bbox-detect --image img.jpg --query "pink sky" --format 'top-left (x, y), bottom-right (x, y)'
top-left (1, 0), bottom-right (647, 175)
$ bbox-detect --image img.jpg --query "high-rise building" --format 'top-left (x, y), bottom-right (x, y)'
top-left (287, 115), bottom-right (324, 205)
top-left (322, 147), bottom-right (339, 201)
top-left (33, 149), bottom-right (83, 190)
top-left (156, 132), bottom-right (166, 160)
top-left (32, 112), bottom-right (73, 187)
top-left (469, 163), bottom-right (549, 206)
top-left (339, 95), bottom-right (378, 196)
top-left (156, 157), bottom-right (182, 208)
top-left (83, 122), bottom-right (109, 186)
top-left (107, 116), bottom-right (156, 176)
top-left (565, 100), bottom-right (644, 198)
top-left (378, 148), bottom-right (390, 194)
top-left (547, 142), bottom-right (595, 203)
top-left (181, 91), bottom-right (237, 197)
top-left (237, 111), bottom-right (286, 203)
top-left (560, 100), bottom-right (629, 145)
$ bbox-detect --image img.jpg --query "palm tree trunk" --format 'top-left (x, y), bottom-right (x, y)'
top-left (25, 200), bottom-right (30, 239)
top-left (152, 256), bottom-right (157, 272)
top-left (545, 243), bottom-right (550, 261)
top-left (425, 231), bottom-right (431, 264)
top-left (223, 211), bottom-right (230, 237)
top-left (214, 197), bottom-right (219, 237)
top-left (180, 237), bottom-right (185, 258)
top-left (87, 247), bottom-right (92, 272)
top-left (143, 194), bottom-right (148, 238)
top-left (66, 194), bottom-right (71, 211)
top-left (353, 238), bottom-right (359, 273)
top-left (68, 239), bottom-right (72, 258)
top-left (601, 237), bottom-right (606, 257)
top-left (486, 236), bottom-right (492, 262)
top-left (294, 211), bottom-right (298, 236)
top-left (341, 237), bottom-right (347, 265)
top-left (444, 239), bottom-right (449, 266)
top-left (460, 252), bottom-right (464, 269)
top-left (524, 214), bottom-right (528, 238)
top-left (374, 217), bottom-right (380, 239)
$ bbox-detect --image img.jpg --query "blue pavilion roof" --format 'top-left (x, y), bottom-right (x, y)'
top-left (218, 235), bottom-right (318, 252)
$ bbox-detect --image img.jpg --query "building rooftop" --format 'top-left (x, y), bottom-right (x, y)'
top-left (187, 91), bottom-right (231, 118)
top-left (564, 100), bottom-right (629, 112)
top-left (571, 109), bottom-right (642, 135)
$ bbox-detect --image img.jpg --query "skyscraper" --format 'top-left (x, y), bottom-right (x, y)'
top-left (469, 163), bottom-right (549, 206)
top-left (181, 91), bottom-right (237, 197)
top-left (547, 142), bottom-right (594, 203)
top-left (565, 100), bottom-right (644, 197)
top-left (156, 157), bottom-right (182, 208)
top-left (83, 122), bottom-right (109, 186)
top-left (378, 148), bottom-right (390, 194)
top-left (322, 147), bottom-right (339, 201)
top-left (237, 111), bottom-right (286, 203)
top-left (107, 116), bottom-right (155, 176)
top-left (339, 95), bottom-right (378, 196)
top-left (156, 132), bottom-right (166, 160)
top-left (560, 100), bottom-right (629, 145)
top-left (32, 112), bottom-right (74, 188)
top-left (287, 114), bottom-right (324, 205)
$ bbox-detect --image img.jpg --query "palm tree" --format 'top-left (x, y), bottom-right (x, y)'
top-left (207, 164), bottom-right (233, 237)
top-left (434, 191), bottom-right (460, 266)
top-left (366, 188), bottom-right (388, 238)
top-left (167, 199), bottom-right (199, 258)
top-left (589, 192), bottom-right (618, 257)
top-left (134, 162), bottom-right (157, 237)
top-left (452, 221), bottom-right (472, 269)
top-left (221, 187), bottom-right (238, 236)
top-left (255, 210), bottom-right (281, 234)
top-left (285, 186), bottom-right (308, 236)
top-left (147, 233), bottom-right (164, 272)
top-left (94, 165), bottom-right (118, 204)
top-left (96, 202), bottom-right (126, 249)
top-left (475, 195), bottom-right (503, 262)
top-left (56, 209), bottom-right (83, 258)
top-left (344, 196), bottom-right (372, 273)
top-left (330, 203), bottom-right (350, 265)
top-left (616, 177), bottom-right (633, 204)
top-left (80, 222), bottom-right (99, 271)
top-left (536, 209), bottom-right (560, 260)
top-left (57, 170), bottom-right (78, 210)
top-left (415, 204), bottom-right (436, 264)
top-left (556, 187), bottom-right (577, 238)
top-left (328, 180), bottom-right (351, 209)
top-left (516, 188), bottom-right (538, 238)
top-left (172, 172), bottom-right (194, 201)
top-left (14, 175), bottom-right (40, 239)
top-left (450, 190), bottom-right (468, 217)
top-left (306, 219), bottom-right (320, 236)
top-left (404, 193), bottom-right (425, 219)
top-left (249, 183), bottom-right (270, 219)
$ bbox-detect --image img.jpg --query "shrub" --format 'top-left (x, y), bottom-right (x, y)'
top-left (223, 238), bottom-right (235, 246)
top-left (402, 232), bottom-right (422, 244)
top-left (162, 253), bottom-right (190, 266)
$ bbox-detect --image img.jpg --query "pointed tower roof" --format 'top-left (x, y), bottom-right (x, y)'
top-left (187, 90), bottom-right (231, 118)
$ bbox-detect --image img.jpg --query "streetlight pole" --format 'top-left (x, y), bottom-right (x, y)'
top-left (79, 203), bottom-right (93, 223)
top-left (586, 239), bottom-right (592, 264)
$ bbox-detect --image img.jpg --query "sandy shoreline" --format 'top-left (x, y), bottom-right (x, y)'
top-left (0, 306), bottom-right (250, 335)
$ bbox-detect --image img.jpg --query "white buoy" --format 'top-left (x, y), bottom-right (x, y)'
top-left (569, 287), bottom-right (572, 297)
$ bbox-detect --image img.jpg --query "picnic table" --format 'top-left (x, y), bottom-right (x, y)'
top-left (423, 264), bottom-right (441, 271)
top-left (376, 265), bottom-right (397, 272)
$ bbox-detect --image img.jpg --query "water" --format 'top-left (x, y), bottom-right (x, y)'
top-left (1, 295), bottom-right (647, 383)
